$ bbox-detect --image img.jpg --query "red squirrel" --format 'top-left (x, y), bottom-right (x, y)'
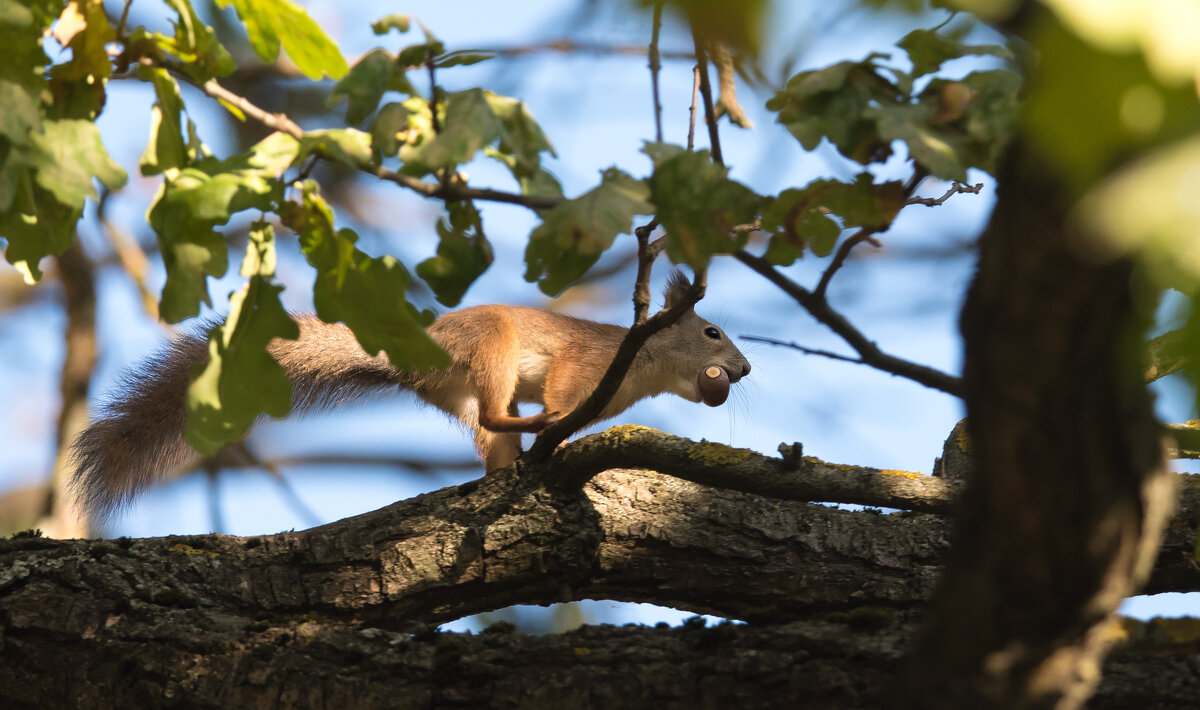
top-left (71, 272), bottom-right (750, 518)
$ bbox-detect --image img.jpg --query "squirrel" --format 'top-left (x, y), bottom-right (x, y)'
top-left (71, 272), bottom-right (751, 518)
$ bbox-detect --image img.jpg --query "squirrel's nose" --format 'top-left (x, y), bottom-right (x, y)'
top-left (731, 363), bottom-right (750, 381)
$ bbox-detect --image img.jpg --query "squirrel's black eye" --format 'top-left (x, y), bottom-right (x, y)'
top-left (704, 326), bottom-right (721, 340)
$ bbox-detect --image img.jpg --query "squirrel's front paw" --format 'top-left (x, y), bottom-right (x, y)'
top-left (530, 410), bottom-right (563, 432)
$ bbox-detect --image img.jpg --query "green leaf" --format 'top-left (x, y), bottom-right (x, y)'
top-left (371, 14), bottom-right (411, 36)
top-left (0, 79), bottom-right (40, 142)
top-left (873, 102), bottom-right (968, 181)
top-left (898, 26), bottom-right (1012, 79)
top-left (399, 89), bottom-right (501, 174)
top-left (328, 49), bottom-right (395, 124)
top-left (761, 175), bottom-right (904, 265)
top-left (524, 168), bottom-right (652, 295)
top-left (215, 0), bottom-right (347, 79)
top-left (148, 132), bottom-right (299, 321)
top-left (370, 102), bottom-right (411, 158)
top-left (435, 50), bottom-right (495, 68)
top-left (286, 183), bottom-right (449, 371)
top-left (28, 119), bottom-right (126, 207)
top-left (417, 201), bottom-right (492, 306)
top-left (645, 146), bottom-right (762, 270)
top-left (159, 0), bottom-right (236, 82)
top-left (483, 92), bottom-right (555, 178)
top-left (767, 56), bottom-right (897, 165)
top-left (185, 221), bottom-right (299, 454)
top-left (0, 171), bottom-right (78, 282)
top-left (137, 66), bottom-right (186, 176)
top-left (298, 128), bottom-right (373, 167)
top-left (49, 0), bottom-right (113, 85)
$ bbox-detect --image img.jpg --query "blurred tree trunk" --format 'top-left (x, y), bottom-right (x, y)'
top-left (903, 135), bottom-right (1177, 708)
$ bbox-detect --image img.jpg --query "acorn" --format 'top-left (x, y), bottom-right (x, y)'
top-left (697, 365), bottom-right (730, 407)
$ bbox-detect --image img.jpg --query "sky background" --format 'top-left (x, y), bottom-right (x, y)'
top-left (0, 0), bottom-right (1194, 629)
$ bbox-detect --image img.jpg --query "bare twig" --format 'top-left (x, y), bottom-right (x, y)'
top-left (734, 249), bottom-right (963, 396)
top-left (115, 0), bottom-right (134, 37)
top-left (686, 65), bottom-right (701, 151)
top-left (526, 271), bottom-right (708, 462)
top-left (739, 335), bottom-right (865, 365)
top-left (632, 220), bottom-right (660, 326)
top-left (142, 60), bottom-right (564, 212)
top-left (689, 28), bottom-right (723, 166)
top-left (813, 226), bottom-right (884, 300)
top-left (483, 38), bottom-right (694, 61)
top-left (813, 168), bottom-right (933, 299)
top-left (648, 3), bottom-right (665, 144)
top-left (906, 181), bottom-right (984, 207)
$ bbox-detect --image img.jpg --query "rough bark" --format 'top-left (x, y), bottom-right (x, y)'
top-left (1, 444), bottom-right (1198, 707)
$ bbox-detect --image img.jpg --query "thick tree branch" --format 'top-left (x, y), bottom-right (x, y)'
top-left (1, 605), bottom-right (1196, 709)
top-left (2, 440), bottom-right (1198, 706)
top-left (734, 249), bottom-right (964, 396)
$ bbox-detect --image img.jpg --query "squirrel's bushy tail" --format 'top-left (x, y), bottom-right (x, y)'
top-left (71, 317), bottom-right (408, 520)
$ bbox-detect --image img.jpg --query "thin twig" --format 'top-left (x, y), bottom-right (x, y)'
top-left (483, 38), bottom-right (694, 61)
top-left (734, 249), bottom-right (963, 396)
top-left (689, 27), bottom-right (722, 166)
top-left (632, 220), bottom-right (660, 326)
top-left (813, 168), bottom-right (934, 299)
top-left (648, 3), bottom-right (665, 144)
top-left (143, 59), bottom-right (564, 211)
top-left (526, 271), bottom-right (708, 463)
top-left (116, 0), bottom-right (134, 37)
top-left (687, 65), bottom-right (700, 151)
top-left (813, 227), bottom-right (882, 300)
top-left (427, 49), bottom-right (441, 135)
top-left (740, 335), bottom-right (865, 365)
top-left (906, 181), bottom-right (984, 207)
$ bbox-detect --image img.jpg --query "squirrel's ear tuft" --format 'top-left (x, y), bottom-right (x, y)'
top-left (662, 270), bottom-right (693, 310)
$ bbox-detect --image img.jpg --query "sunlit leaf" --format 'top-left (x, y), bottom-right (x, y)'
top-left (298, 128), bottom-right (373, 167)
top-left (417, 201), bottom-right (492, 306)
top-left (137, 66), bottom-right (186, 175)
top-left (148, 132), bottom-right (298, 321)
top-left (215, 0), bottom-right (347, 79)
top-left (399, 89), bottom-right (501, 175)
top-left (185, 222), bottom-right (299, 454)
top-left (285, 182), bottom-right (449, 371)
top-left (28, 119), bottom-right (126, 207)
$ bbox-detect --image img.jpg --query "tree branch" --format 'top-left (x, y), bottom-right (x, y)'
top-left (733, 249), bottom-right (964, 396)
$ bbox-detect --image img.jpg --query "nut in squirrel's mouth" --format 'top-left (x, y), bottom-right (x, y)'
top-left (697, 365), bottom-right (732, 407)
